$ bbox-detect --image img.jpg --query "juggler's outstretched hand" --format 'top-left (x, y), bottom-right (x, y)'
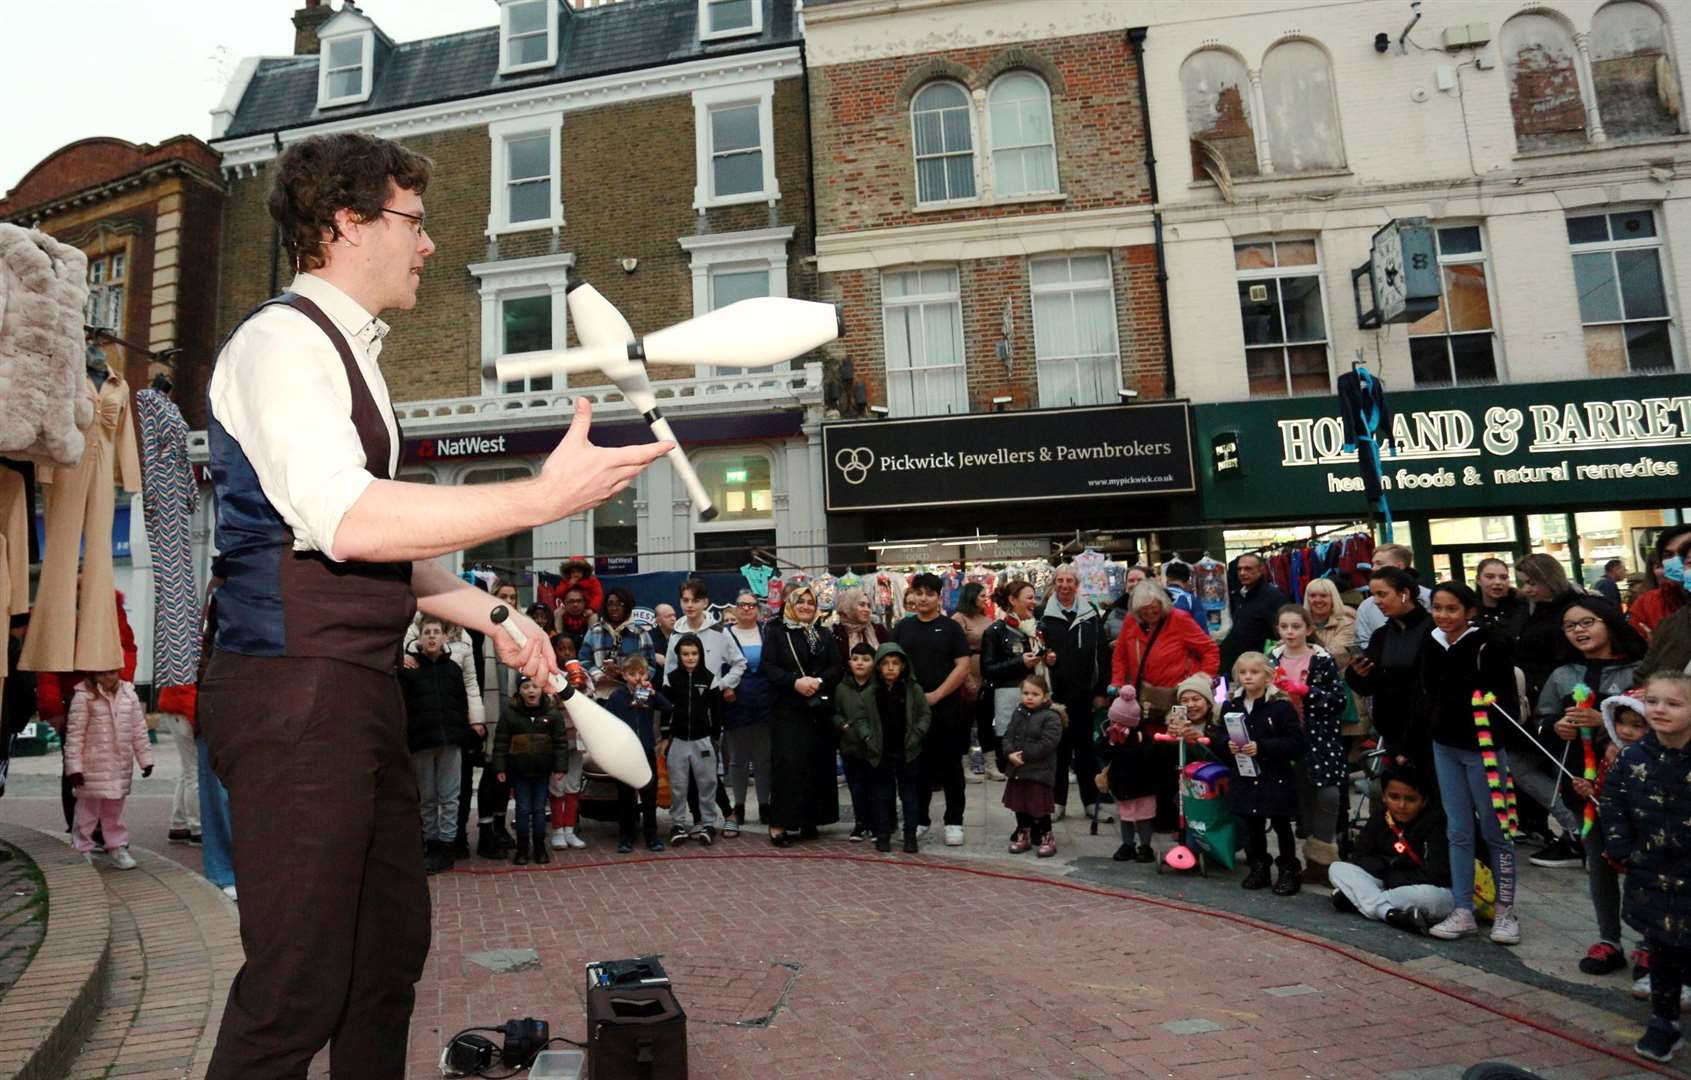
top-left (538, 398), bottom-right (672, 520)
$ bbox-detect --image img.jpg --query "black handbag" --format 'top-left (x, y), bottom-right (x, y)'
top-left (787, 630), bottom-right (833, 711)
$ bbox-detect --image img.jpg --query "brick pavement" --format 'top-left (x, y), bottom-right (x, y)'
top-left (7, 751), bottom-right (1685, 1077)
top-left (0, 845), bottom-right (45, 1000)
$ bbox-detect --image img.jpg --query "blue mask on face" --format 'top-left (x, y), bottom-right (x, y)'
top-left (1666, 556), bottom-right (1686, 585)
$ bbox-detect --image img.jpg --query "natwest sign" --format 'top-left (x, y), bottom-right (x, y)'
top-left (416, 434), bottom-right (509, 459)
top-left (822, 402), bottom-right (1195, 512)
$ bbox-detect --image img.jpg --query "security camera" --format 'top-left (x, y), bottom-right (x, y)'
top-left (1374, 32), bottom-right (1389, 53)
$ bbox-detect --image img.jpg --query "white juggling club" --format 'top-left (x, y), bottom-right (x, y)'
top-left (484, 273), bottom-right (843, 520)
top-left (490, 606), bottom-right (652, 789)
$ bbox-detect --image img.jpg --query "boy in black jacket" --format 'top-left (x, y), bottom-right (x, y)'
top-left (1328, 766), bottom-right (1455, 935)
top-left (661, 633), bottom-right (724, 846)
top-left (605, 656), bottom-right (672, 854)
top-left (399, 617), bottom-right (477, 874)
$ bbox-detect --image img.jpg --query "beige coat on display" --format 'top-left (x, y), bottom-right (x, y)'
top-left (19, 375), bottom-right (142, 673)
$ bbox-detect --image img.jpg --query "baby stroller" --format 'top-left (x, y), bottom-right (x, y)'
top-left (1154, 732), bottom-right (1237, 874)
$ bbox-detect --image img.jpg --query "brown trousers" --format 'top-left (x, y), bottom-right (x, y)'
top-left (201, 652), bottom-right (430, 1080)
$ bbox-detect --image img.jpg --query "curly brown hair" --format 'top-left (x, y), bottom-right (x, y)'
top-left (268, 133), bottom-right (432, 272)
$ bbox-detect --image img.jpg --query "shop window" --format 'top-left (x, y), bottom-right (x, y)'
top-left (693, 452), bottom-right (773, 524)
top-left (700, 0), bottom-right (759, 41)
top-left (84, 251), bottom-right (126, 331)
top-left (911, 83), bottom-right (978, 205)
top-left (1590, 1), bottom-right (1683, 143)
top-left (881, 267), bottom-right (967, 416)
top-left (1260, 41), bottom-right (1345, 173)
top-left (1030, 254), bottom-right (1119, 408)
top-left (1234, 239), bottom-right (1330, 398)
top-left (1501, 13), bottom-right (1588, 152)
top-left (1181, 49), bottom-right (1259, 182)
top-left (500, 293), bottom-right (554, 393)
top-left (462, 466), bottom-right (534, 578)
top-left (593, 484), bottom-right (638, 559)
top-left (691, 82), bottom-right (778, 209)
top-left (488, 114), bottom-right (563, 234)
top-left (695, 529), bottom-right (775, 573)
top-left (987, 73), bottom-right (1057, 197)
top-left (1407, 226), bottom-right (1499, 387)
top-left (1567, 209), bottom-right (1676, 373)
top-left (499, 0), bottom-right (555, 74)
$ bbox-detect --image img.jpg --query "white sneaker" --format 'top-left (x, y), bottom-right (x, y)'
top-left (914, 825), bottom-right (930, 838)
top-left (1635, 972), bottom-right (1653, 999)
top-left (108, 847), bottom-right (138, 871)
top-left (943, 825), bottom-right (965, 847)
top-left (222, 884), bottom-right (238, 901)
top-left (549, 828), bottom-right (569, 850)
top-left (1490, 908), bottom-right (1521, 946)
top-left (563, 827), bottom-right (587, 849)
top-left (1428, 908), bottom-right (1479, 940)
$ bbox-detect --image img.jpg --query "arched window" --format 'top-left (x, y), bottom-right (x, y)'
top-left (1590, 1), bottom-right (1683, 142)
top-left (1501, 13), bottom-right (1588, 151)
top-left (1181, 50), bottom-right (1258, 180)
top-left (1260, 41), bottom-right (1345, 172)
top-left (987, 72), bottom-right (1057, 196)
top-left (911, 82), bottom-right (977, 204)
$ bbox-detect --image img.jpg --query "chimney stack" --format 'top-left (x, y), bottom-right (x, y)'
top-left (293, 0), bottom-right (335, 56)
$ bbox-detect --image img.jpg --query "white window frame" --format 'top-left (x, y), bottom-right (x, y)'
top-left (690, 448), bottom-right (777, 532)
top-left (691, 81), bottom-right (779, 210)
top-left (84, 250), bottom-right (127, 331)
top-left (678, 226), bottom-right (794, 376)
top-left (498, 0), bottom-right (557, 75)
top-left (1405, 224), bottom-right (1505, 387)
top-left (911, 81), bottom-right (979, 208)
top-left (487, 112), bottom-right (564, 237)
top-left (1233, 238), bottom-right (1332, 398)
top-left (881, 266), bottom-right (969, 418)
top-left (699, 0), bottom-right (761, 42)
top-left (468, 251), bottom-right (576, 395)
top-left (317, 30), bottom-right (373, 108)
top-left (985, 72), bottom-right (1059, 199)
top-left (1567, 207), bottom-right (1682, 373)
top-left (1030, 253), bottom-right (1120, 408)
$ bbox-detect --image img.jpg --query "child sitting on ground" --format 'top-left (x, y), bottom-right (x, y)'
top-left (1602, 672), bottom-right (1691, 1063)
top-left (1571, 692), bottom-right (1650, 979)
top-left (1094, 685), bottom-right (1161, 863)
top-left (1328, 765), bottom-right (1453, 934)
top-left (1002, 675), bottom-right (1064, 858)
top-left (493, 677), bottom-right (568, 866)
top-left (605, 656), bottom-right (672, 854)
top-left (661, 633), bottom-right (724, 846)
top-left (1221, 652), bottom-right (1306, 894)
top-left (65, 669), bottom-right (153, 870)
top-left (837, 643), bottom-right (931, 853)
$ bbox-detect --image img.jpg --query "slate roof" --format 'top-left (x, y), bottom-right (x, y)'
top-left (219, 0), bottom-right (798, 141)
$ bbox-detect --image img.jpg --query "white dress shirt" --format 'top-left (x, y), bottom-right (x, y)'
top-left (209, 274), bottom-right (400, 562)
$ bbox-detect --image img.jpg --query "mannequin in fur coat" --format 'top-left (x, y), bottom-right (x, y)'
top-left (0, 224), bottom-right (93, 468)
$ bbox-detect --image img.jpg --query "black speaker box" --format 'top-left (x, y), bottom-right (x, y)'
top-left (585, 984), bottom-right (687, 1080)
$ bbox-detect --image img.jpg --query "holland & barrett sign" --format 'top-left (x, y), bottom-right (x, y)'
top-left (1194, 373), bottom-right (1691, 521)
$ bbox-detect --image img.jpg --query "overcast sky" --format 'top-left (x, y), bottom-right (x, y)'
top-left (0, 1), bottom-right (501, 195)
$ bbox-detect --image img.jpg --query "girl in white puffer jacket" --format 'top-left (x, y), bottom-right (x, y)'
top-left (65, 670), bottom-right (153, 868)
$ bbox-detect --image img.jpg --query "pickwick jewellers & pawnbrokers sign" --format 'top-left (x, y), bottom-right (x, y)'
top-left (821, 402), bottom-right (1196, 512)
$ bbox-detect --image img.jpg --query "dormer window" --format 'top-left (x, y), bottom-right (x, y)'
top-left (700, 0), bottom-right (760, 41)
top-left (316, 10), bottom-right (377, 108)
top-left (500, 0), bottom-right (557, 75)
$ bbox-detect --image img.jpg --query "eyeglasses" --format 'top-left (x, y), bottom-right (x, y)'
top-left (1561, 616), bottom-right (1600, 633)
top-left (735, 602), bottom-right (759, 609)
top-left (381, 207), bottom-right (428, 237)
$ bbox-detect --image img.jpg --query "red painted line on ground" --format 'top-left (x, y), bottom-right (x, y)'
top-left (446, 850), bottom-right (1673, 1076)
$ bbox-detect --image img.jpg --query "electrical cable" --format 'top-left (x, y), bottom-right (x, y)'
top-left (444, 852), bottom-right (1677, 1076)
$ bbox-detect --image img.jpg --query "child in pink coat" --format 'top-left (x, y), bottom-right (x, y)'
top-left (65, 670), bottom-right (153, 869)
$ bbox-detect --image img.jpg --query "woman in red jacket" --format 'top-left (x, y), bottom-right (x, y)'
top-left (1110, 581), bottom-right (1220, 722)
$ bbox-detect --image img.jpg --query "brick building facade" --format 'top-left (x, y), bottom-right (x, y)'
top-left (207, 0), bottom-right (826, 580)
top-left (804, 0), bottom-right (1186, 549)
top-left (0, 136), bottom-right (225, 425)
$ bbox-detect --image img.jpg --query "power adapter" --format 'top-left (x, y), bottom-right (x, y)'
top-left (439, 1033), bottom-right (497, 1076)
top-left (501, 1017), bottom-right (551, 1068)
